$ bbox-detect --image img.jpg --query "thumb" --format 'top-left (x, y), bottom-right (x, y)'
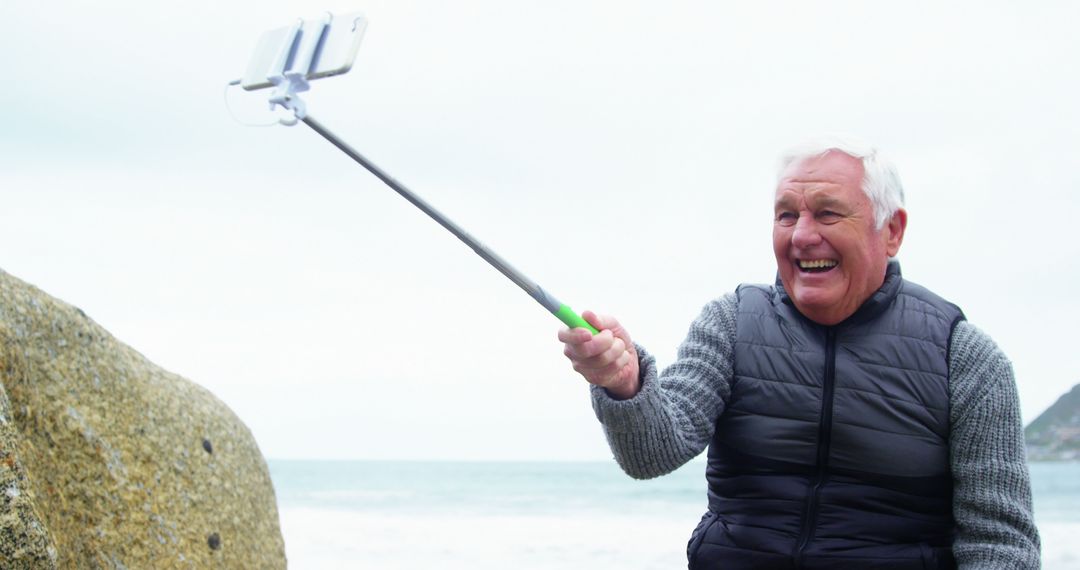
top-left (582, 311), bottom-right (633, 346)
top-left (581, 310), bottom-right (606, 332)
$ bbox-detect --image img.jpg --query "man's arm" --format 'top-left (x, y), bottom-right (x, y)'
top-left (948, 321), bottom-right (1040, 569)
top-left (562, 294), bottom-right (738, 479)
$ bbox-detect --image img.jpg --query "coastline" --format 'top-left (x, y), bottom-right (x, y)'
top-left (270, 460), bottom-right (1079, 569)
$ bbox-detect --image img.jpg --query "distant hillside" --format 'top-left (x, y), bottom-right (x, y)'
top-left (1026, 383), bottom-right (1080, 461)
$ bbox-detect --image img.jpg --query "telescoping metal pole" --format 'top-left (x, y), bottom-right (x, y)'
top-left (300, 114), bottom-right (599, 334)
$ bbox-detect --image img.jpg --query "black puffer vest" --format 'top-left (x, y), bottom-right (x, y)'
top-left (688, 262), bottom-right (964, 570)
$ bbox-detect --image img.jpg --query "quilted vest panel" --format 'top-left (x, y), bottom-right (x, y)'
top-left (691, 262), bottom-right (964, 570)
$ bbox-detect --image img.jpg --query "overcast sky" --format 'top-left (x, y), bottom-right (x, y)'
top-left (2, 0), bottom-right (1078, 460)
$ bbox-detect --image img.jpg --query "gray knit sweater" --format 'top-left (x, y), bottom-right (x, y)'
top-left (590, 293), bottom-right (1041, 569)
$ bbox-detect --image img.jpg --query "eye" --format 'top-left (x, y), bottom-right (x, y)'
top-left (776, 211), bottom-right (797, 226)
top-left (817, 210), bottom-right (842, 224)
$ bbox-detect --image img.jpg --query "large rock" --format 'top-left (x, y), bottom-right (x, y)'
top-left (0, 268), bottom-right (286, 569)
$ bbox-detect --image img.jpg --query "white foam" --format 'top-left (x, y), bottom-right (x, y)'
top-left (279, 507), bottom-right (694, 569)
top-left (1039, 522), bottom-right (1080, 570)
top-left (280, 509), bottom-right (1080, 569)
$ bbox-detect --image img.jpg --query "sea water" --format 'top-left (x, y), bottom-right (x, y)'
top-left (269, 460), bottom-right (1080, 569)
top-left (1032, 462), bottom-right (1080, 569)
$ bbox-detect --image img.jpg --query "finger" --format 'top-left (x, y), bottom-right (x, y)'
top-left (600, 336), bottom-right (627, 365)
top-left (587, 310), bottom-right (626, 332)
top-left (565, 345), bottom-right (611, 366)
top-left (573, 356), bottom-right (619, 382)
top-left (573, 337), bottom-right (628, 372)
top-left (582, 310), bottom-right (605, 332)
top-left (558, 323), bottom-right (595, 343)
top-left (562, 332), bottom-right (612, 362)
top-left (583, 356), bottom-right (630, 386)
top-left (573, 350), bottom-right (618, 374)
top-left (579, 329), bottom-right (615, 358)
top-left (613, 357), bottom-right (638, 386)
top-left (563, 329), bottom-right (612, 358)
top-left (583, 311), bottom-right (634, 347)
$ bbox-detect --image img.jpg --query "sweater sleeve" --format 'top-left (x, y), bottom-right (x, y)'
top-left (948, 321), bottom-right (1040, 569)
top-left (589, 293), bottom-right (737, 479)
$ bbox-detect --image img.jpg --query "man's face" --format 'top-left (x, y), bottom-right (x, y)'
top-left (772, 151), bottom-right (906, 325)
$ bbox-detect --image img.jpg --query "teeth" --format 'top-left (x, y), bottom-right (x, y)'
top-left (799, 259), bottom-right (838, 269)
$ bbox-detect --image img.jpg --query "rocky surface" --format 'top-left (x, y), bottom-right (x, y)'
top-left (1026, 383), bottom-right (1080, 461)
top-left (0, 268), bottom-right (285, 569)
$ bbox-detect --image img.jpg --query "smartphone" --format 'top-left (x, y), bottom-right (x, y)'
top-left (241, 12), bottom-right (368, 91)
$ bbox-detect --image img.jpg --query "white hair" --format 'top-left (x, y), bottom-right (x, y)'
top-left (777, 135), bottom-right (905, 230)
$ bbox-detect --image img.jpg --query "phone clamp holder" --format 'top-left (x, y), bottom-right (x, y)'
top-left (265, 13), bottom-right (333, 125)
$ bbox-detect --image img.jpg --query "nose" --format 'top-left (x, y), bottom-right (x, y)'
top-left (791, 215), bottom-right (823, 249)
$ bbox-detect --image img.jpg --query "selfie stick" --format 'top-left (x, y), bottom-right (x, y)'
top-left (250, 15), bottom-right (598, 334)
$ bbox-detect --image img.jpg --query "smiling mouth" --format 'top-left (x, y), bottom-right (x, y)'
top-left (798, 259), bottom-right (838, 273)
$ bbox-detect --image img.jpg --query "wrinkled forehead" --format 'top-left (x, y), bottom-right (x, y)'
top-left (773, 187), bottom-right (853, 210)
top-left (774, 152), bottom-right (866, 203)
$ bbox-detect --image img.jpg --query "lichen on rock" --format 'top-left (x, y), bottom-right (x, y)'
top-left (0, 268), bottom-right (286, 569)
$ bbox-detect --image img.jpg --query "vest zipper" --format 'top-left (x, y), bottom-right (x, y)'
top-left (792, 327), bottom-right (837, 567)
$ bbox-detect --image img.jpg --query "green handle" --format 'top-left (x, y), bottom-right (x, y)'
top-left (554, 304), bottom-right (600, 334)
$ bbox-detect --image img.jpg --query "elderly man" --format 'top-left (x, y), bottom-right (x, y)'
top-left (559, 138), bottom-right (1040, 569)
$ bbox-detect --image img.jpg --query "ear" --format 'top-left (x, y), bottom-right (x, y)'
top-left (884, 208), bottom-right (907, 257)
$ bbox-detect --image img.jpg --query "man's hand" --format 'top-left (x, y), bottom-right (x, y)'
top-left (558, 310), bottom-right (640, 400)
